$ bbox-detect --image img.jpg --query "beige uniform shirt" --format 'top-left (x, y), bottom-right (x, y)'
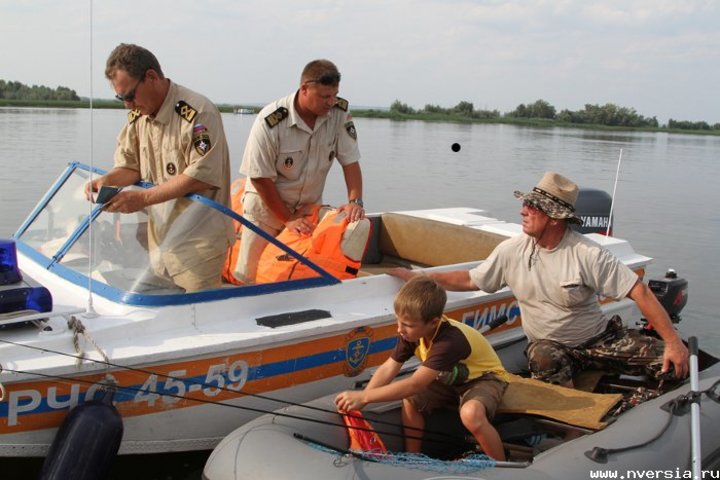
top-left (239, 92), bottom-right (361, 230)
top-left (469, 229), bottom-right (638, 347)
top-left (113, 81), bottom-right (233, 278)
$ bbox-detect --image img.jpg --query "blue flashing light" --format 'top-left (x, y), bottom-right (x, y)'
top-left (25, 284), bottom-right (53, 312)
top-left (0, 239), bottom-right (23, 285)
top-left (0, 239), bottom-right (53, 321)
top-left (0, 273), bottom-right (53, 318)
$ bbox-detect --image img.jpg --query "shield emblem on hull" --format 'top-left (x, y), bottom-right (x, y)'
top-left (344, 326), bottom-right (374, 377)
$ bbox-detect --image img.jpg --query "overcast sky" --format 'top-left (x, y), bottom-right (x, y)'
top-left (2, 0), bottom-right (718, 124)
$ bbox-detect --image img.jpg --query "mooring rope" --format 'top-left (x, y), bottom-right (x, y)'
top-left (67, 316), bottom-right (110, 368)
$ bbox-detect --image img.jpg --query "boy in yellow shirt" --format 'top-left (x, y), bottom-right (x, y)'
top-left (335, 276), bottom-right (509, 460)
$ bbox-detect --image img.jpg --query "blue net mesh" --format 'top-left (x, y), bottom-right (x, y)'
top-left (308, 443), bottom-right (496, 473)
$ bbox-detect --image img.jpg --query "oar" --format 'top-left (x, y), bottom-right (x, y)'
top-left (688, 336), bottom-right (701, 478)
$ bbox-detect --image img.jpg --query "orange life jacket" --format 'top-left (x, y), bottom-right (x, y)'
top-left (255, 207), bottom-right (372, 283)
top-left (222, 178), bottom-right (246, 285)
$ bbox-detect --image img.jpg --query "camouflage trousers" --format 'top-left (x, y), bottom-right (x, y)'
top-left (526, 316), bottom-right (665, 386)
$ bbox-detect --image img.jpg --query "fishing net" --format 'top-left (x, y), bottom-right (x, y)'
top-left (307, 442), bottom-right (496, 473)
top-left (363, 451), bottom-right (496, 473)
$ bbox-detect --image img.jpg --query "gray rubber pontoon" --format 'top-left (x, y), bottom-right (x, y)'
top-left (203, 353), bottom-right (720, 480)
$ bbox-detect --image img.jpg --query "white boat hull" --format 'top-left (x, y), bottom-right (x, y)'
top-left (0, 164), bottom-right (653, 457)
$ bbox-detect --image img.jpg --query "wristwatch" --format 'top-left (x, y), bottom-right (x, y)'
top-left (349, 198), bottom-right (364, 208)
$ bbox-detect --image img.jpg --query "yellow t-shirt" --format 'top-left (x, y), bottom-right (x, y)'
top-left (392, 316), bottom-right (509, 383)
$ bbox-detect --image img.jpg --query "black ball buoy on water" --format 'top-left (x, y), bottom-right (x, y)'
top-left (451, 143), bottom-right (461, 152)
top-left (39, 387), bottom-right (124, 480)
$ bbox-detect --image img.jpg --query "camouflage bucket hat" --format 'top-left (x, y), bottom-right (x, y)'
top-left (513, 172), bottom-right (583, 225)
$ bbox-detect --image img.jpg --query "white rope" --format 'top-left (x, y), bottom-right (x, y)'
top-left (68, 316), bottom-right (110, 368)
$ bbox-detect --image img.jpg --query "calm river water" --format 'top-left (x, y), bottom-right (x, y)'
top-left (1, 107), bottom-right (719, 478)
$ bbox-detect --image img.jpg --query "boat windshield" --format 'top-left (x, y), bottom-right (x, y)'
top-left (15, 163), bottom-right (337, 305)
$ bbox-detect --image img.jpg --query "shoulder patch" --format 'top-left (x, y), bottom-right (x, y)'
top-left (335, 97), bottom-right (349, 112)
top-left (264, 107), bottom-right (289, 128)
top-left (192, 123), bottom-right (212, 156)
top-left (127, 109), bottom-right (141, 124)
top-left (175, 101), bottom-right (198, 123)
top-left (345, 121), bottom-right (357, 140)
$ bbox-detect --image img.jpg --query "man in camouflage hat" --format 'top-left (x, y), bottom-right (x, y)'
top-left (391, 172), bottom-right (688, 387)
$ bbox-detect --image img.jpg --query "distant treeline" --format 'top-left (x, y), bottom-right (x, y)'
top-left (388, 99), bottom-right (720, 132)
top-left (0, 80), bottom-right (80, 101)
top-left (3, 78), bottom-right (717, 133)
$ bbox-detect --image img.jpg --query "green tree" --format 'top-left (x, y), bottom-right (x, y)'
top-left (506, 100), bottom-right (555, 119)
top-left (506, 103), bottom-right (529, 118)
top-left (527, 99), bottom-right (556, 119)
top-left (471, 109), bottom-right (500, 119)
top-left (668, 119), bottom-right (711, 130)
top-left (0, 79), bottom-right (80, 101)
top-left (452, 101), bottom-right (474, 116)
top-left (389, 99), bottom-right (415, 114)
top-left (422, 104), bottom-right (447, 114)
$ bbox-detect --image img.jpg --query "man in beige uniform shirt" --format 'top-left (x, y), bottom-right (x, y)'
top-left (87, 43), bottom-right (233, 292)
top-left (234, 59), bottom-right (364, 284)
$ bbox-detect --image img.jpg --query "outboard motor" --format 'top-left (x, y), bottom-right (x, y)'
top-left (39, 387), bottom-right (124, 480)
top-left (640, 269), bottom-right (688, 334)
top-left (571, 188), bottom-right (613, 236)
top-left (648, 269), bottom-right (688, 324)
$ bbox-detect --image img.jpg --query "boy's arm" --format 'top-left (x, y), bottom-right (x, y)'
top-left (335, 357), bottom-right (402, 411)
top-left (335, 364), bottom-right (438, 412)
top-left (365, 357), bottom-right (404, 389)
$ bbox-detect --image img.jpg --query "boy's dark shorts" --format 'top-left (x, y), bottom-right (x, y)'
top-left (407, 372), bottom-right (508, 419)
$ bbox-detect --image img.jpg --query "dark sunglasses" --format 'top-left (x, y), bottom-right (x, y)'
top-left (305, 73), bottom-right (341, 86)
top-left (115, 74), bottom-right (145, 102)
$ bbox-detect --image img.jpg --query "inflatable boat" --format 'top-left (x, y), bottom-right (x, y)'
top-left (203, 343), bottom-right (720, 479)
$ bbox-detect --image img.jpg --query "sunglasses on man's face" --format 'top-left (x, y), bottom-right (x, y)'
top-left (115, 74), bottom-right (145, 103)
top-left (305, 73), bottom-right (341, 86)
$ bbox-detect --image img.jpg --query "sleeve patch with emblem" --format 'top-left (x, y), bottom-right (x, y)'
top-left (127, 108), bottom-right (142, 124)
top-left (345, 121), bottom-right (357, 140)
top-left (335, 97), bottom-right (349, 111)
top-left (193, 133), bottom-right (212, 156)
top-left (175, 101), bottom-right (198, 123)
top-left (264, 107), bottom-right (289, 128)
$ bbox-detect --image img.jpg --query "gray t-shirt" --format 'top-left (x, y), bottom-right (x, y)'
top-left (469, 229), bottom-right (638, 347)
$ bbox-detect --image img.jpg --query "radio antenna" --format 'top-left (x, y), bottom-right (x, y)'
top-left (606, 148), bottom-right (623, 237)
top-left (83, 0), bottom-right (98, 318)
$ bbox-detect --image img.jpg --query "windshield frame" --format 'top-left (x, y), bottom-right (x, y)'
top-left (13, 162), bottom-right (341, 306)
